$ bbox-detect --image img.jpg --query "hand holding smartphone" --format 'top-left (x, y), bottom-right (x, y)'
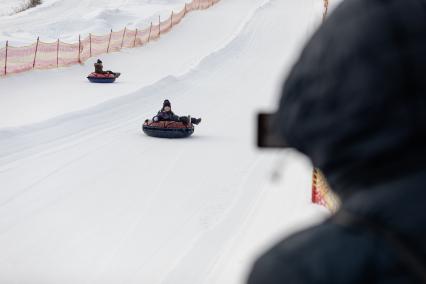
top-left (257, 112), bottom-right (288, 148)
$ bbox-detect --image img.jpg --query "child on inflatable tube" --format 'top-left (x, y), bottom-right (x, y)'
top-left (153, 100), bottom-right (201, 125)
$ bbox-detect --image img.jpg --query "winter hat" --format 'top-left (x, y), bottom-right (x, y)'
top-left (163, 100), bottom-right (171, 108)
top-left (97, 59), bottom-right (102, 64)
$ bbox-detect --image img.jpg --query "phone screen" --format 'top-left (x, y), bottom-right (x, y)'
top-left (257, 113), bottom-right (288, 148)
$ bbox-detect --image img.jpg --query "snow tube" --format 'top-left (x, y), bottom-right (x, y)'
top-left (142, 120), bottom-right (194, 138)
top-left (87, 72), bottom-right (120, 83)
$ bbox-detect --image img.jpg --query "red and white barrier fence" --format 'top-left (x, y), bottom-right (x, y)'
top-left (312, 168), bottom-right (340, 212)
top-left (0, 0), bottom-right (220, 77)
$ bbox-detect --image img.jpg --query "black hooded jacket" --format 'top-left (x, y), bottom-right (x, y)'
top-left (248, 0), bottom-right (426, 283)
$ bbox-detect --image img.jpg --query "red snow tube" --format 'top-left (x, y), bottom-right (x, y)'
top-left (142, 120), bottom-right (194, 138)
top-left (88, 72), bottom-right (115, 78)
top-left (87, 72), bottom-right (120, 83)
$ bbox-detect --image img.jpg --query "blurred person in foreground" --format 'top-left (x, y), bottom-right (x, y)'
top-left (248, 0), bottom-right (426, 283)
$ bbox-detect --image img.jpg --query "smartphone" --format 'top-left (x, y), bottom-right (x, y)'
top-left (257, 112), bottom-right (288, 148)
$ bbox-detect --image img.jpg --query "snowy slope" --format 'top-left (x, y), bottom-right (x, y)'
top-left (0, 1), bottom-right (277, 128)
top-left (0, 0), bottom-right (328, 283)
top-left (0, 0), bottom-right (188, 45)
top-left (0, 0), bottom-right (29, 17)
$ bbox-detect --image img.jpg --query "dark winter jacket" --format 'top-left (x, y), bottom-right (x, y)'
top-left (248, 172), bottom-right (426, 284)
top-left (94, 62), bottom-right (104, 74)
top-left (248, 0), bottom-right (426, 283)
top-left (154, 110), bottom-right (180, 122)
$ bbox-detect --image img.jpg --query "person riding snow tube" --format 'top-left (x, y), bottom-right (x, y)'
top-left (142, 119), bottom-right (194, 138)
top-left (87, 59), bottom-right (121, 83)
top-left (142, 99), bottom-right (201, 138)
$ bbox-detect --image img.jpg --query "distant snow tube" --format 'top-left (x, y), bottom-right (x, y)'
top-left (142, 120), bottom-right (194, 138)
top-left (87, 72), bottom-right (120, 83)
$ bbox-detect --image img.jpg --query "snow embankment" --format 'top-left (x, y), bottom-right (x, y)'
top-left (0, 0), bottom-right (189, 45)
top-left (0, 0), bottom-right (32, 17)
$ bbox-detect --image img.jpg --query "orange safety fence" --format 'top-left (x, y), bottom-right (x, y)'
top-left (0, 0), bottom-right (221, 77)
top-left (311, 1), bottom-right (335, 212)
top-left (4, 43), bottom-right (37, 74)
top-left (312, 168), bottom-right (340, 212)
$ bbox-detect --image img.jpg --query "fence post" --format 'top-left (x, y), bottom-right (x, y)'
top-left (133, 28), bottom-right (138, 47)
top-left (78, 34), bottom-right (81, 63)
top-left (33, 36), bottom-right (39, 69)
top-left (121, 27), bottom-right (126, 49)
top-left (4, 41), bottom-right (8, 75)
top-left (56, 39), bottom-right (59, 68)
top-left (184, 3), bottom-right (187, 16)
top-left (89, 33), bottom-right (92, 57)
top-left (158, 15), bottom-right (161, 37)
top-left (107, 29), bottom-right (112, 53)
top-left (148, 23), bottom-right (153, 42)
top-left (171, 11), bottom-right (174, 28)
top-left (312, 169), bottom-right (317, 203)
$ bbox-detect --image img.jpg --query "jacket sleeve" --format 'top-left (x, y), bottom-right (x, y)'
top-left (153, 111), bottom-right (162, 121)
top-left (247, 223), bottom-right (374, 284)
top-left (247, 249), bottom-right (306, 284)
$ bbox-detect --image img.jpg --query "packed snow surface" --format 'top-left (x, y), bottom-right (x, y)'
top-left (0, 0), bottom-right (29, 17)
top-left (0, 0), bottom-right (333, 283)
top-left (0, 0), bottom-right (188, 45)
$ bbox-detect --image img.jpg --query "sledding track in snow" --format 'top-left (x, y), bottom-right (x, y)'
top-left (0, 1), bottom-right (327, 283)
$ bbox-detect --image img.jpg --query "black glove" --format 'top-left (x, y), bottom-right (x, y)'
top-left (179, 116), bottom-right (189, 124)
